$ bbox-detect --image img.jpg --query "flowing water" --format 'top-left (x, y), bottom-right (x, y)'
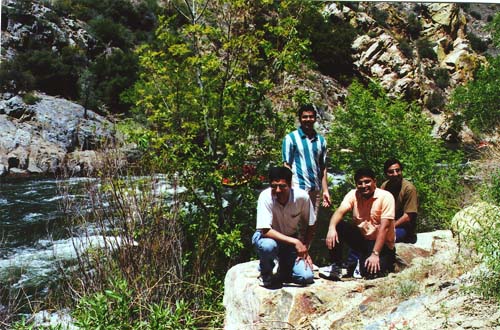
top-left (0, 177), bottom-right (89, 298)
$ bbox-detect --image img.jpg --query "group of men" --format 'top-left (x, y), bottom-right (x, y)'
top-left (252, 104), bottom-right (418, 288)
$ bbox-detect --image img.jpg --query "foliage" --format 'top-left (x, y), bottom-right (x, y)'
top-left (398, 38), bottom-right (413, 59)
top-left (467, 32), bottom-right (488, 53)
top-left (328, 81), bottom-right (463, 231)
top-left (72, 276), bottom-right (198, 329)
top-left (407, 13), bottom-right (421, 40)
top-left (468, 205), bottom-right (500, 301)
top-left (22, 92), bottom-right (41, 105)
top-left (449, 56), bottom-right (500, 134)
top-left (416, 38), bottom-right (437, 60)
top-left (297, 5), bottom-right (358, 80)
top-left (123, 0), bottom-right (315, 286)
top-left (489, 12), bottom-right (500, 48)
top-left (425, 90), bottom-right (445, 112)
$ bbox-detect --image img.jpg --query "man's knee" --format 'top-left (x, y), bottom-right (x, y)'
top-left (292, 261), bottom-right (314, 285)
top-left (252, 231), bottom-right (278, 253)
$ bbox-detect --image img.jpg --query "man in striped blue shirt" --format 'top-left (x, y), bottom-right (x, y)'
top-left (282, 104), bottom-right (331, 211)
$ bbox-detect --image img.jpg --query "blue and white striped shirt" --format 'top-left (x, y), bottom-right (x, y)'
top-left (282, 127), bottom-right (327, 191)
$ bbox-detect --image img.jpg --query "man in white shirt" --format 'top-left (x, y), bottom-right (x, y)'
top-left (252, 166), bottom-right (316, 288)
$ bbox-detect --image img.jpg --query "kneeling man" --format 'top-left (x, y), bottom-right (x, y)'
top-left (252, 166), bottom-right (316, 288)
top-left (325, 168), bottom-right (396, 279)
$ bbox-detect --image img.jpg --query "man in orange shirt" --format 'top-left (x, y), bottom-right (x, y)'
top-left (323, 168), bottom-right (396, 279)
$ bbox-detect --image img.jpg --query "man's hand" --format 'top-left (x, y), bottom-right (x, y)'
top-left (325, 229), bottom-right (338, 250)
top-left (294, 240), bottom-right (313, 269)
top-left (364, 253), bottom-right (380, 274)
top-left (322, 191), bottom-right (331, 207)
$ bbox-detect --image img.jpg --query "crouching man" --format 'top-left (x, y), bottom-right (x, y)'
top-left (252, 166), bottom-right (316, 288)
top-left (324, 168), bottom-right (396, 280)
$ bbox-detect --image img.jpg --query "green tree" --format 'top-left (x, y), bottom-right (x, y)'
top-left (123, 0), bottom-right (313, 288)
top-left (328, 81), bottom-right (463, 231)
top-left (449, 56), bottom-right (500, 134)
top-left (448, 13), bottom-right (500, 134)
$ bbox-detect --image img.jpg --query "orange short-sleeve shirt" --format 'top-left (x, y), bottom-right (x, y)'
top-left (340, 188), bottom-right (396, 249)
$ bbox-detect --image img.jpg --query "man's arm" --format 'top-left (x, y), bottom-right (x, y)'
top-left (364, 217), bottom-right (391, 274)
top-left (261, 228), bottom-right (313, 268)
top-left (325, 204), bottom-right (350, 249)
top-left (395, 212), bottom-right (416, 227)
top-left (321, 166), bottom-right (331, 207)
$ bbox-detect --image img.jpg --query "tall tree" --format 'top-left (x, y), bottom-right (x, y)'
top-left (123, 0), bottom-right (313, 286)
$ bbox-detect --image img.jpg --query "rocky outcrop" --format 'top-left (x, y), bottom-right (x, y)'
top-left (0, 92), bottom-right (118, 177)
top-left (1, 0), bottom-right (96, 62)
top-left (223, 230), bottom-right (500, 329)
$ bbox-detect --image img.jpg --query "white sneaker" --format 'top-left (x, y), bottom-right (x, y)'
top-left (353, 260), bottom-right (362, 279)
top-left (318, 264), bottom-right (342, 281)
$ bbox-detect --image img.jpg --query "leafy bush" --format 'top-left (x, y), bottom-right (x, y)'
top-left (296, 3), bottom-right (357, 79)
top-left (426, 90), bottom-right (446, 112)
top-left (416, 38), bottom-right (437, 60)
top-left (470, 11), bottom-right (482, 20)
top-left (399, 38), bottom-right (414, 59)
top-left (433, 68), bottom-right (451, 89)
top-left (328, 81), bottom-right (464, 231)
top-left (449, 56), bottom-right (500, 134)
top-left (468, 32), bottom-right (488, 53)
top-left (407, 13), bottom-right (421, 40)
top-left (22, 92), bottom-right (41, 105)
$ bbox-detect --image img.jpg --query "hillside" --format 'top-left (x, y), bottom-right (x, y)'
top-left (1, 1), bottom-right (499, 138)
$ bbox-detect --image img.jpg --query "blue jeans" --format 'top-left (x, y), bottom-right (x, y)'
top-left (252, 231), bottom-right (314, 285)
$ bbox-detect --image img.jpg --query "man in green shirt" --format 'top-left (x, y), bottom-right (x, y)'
top-left (380, 158), bottom-right (418, 243)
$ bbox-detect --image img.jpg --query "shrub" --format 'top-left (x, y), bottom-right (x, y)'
top-left (470, 11), bottom-right (482, 20)
top-left (416, 38), bottom-right (437, 60)
top-left (22, 92), bottom-right (41, 105)
top-left (434, 68), bottom-right (450, 89)
top-left (468, 32), bottom-right (488, 53)
top-left (297, 4), bottom-right (357, 78)
top-left (328, 81), bottom-right (464, 232)
top-left (449, 56), bottom-right (500, 134)
top-left (407, 13), bottom-right (421, 39)
top-left (399, 38), bottom-right (414, 59)
top-left (426, 90), bottom-right (446, 111)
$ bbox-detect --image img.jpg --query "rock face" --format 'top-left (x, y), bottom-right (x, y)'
top-left (223, 230), bottom-right (500, 329)
top-left (0, 92), bottom-right (115, 177)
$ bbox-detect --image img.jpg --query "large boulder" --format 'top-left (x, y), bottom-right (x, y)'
top-left (450, 201), bottom-right (500, 249)
top-left (0, 92), bottom-right (117, 177)
top-left (223, 230), bottom-right (457, 330)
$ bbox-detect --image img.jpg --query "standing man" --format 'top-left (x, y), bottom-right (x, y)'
top-left (381, 158), bottom-right (418, 243)
top-left (323, 168), bottom-right (396, 280)
top-left (252, 166), bottom-right (316, 288)
top-left (282, 104), bottom-right (331, 211)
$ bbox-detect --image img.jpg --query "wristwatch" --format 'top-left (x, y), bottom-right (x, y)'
top-left (372, 250), bottom-right (379, 256)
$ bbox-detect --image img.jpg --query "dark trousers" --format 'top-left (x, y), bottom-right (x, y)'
top-left (330, 221), bottom-right (395, 278)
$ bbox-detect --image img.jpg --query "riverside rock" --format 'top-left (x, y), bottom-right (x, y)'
top-left (0, 92), bottom-right (116, 177)
top-left (223, 230), bottom-right (499, 330)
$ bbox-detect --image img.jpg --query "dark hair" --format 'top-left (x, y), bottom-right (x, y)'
top-left (298, 104), bottom-right (317, 118)
top-left (269, 166), bottom-right (293, 184)
top-left (354, 167), bottom-right (376, 182)
top-left (383, 158), bottom-right (403, 173)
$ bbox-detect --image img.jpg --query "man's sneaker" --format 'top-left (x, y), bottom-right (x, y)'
top-left (258, 274), bottom-right (282, 289)
top-left (353, 260), bottom-right (362, 279)
top-left (318, 264), bottom-right (343, 281)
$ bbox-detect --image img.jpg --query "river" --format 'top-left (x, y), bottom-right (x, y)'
top-left (0, 177), bottom-right (91, 301)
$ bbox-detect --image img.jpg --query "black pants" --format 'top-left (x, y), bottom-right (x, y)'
top-left (329, 221), bottom-right (395, 278)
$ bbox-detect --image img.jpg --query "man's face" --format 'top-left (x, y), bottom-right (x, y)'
top-left (299, 110), bottom-right (316, 131)
top-left (386, 163), bottom-right (403, 183)
top-left (271, 179), bottom-right (290, 204)
top-left (356, 176), bottom-right (376, 199)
